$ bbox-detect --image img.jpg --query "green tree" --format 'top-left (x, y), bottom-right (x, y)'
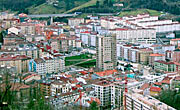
top-left (157, 89), bottom-right (180, 110)
top-left (96, 1), bottom-right (100, 8)
top-left (90, 101), bottom-right (98, 110)
top-left (0, 31), bottom-right (3, 43)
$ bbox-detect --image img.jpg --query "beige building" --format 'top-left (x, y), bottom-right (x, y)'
top-left (0, 12), bottom-right (14, 20)
top-left (138, 48), bottom-right (153, 65)
top-left (17, 23), bottom-right (36, 35)
top-left (0, 55), bottom-right (30, 74)
top-left (96, 34), bottom-right (117, 71)
top-left (2, 19), bottom-right (19, 29)
top-left (68, 18), bottom-right (84, 27)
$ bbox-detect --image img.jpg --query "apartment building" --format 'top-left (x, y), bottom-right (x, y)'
top-left (117, 44), bottom-right (140, 63)
top-left (92, 80), bottom-right (122, 109)
top-left (154, 61), bottom-right (176, 72)
top-left (2, 19), bottom-right (19, 29)
top-left (147, 23), bottom-right (180, 33)
top-left (0, 55), bottom-right (30, 73)
top-left (51, 81), bottom-right (72, 96)
top-left (40, 81), bottom-right (51, 96)
top-left (125, 92), bottom-right (176, 110)
top-left (170, 38), bottom-right (180, 47)
top-left (0, 12), bottom-right (14, 20)
top-left (173, 49), bottom-right (180, 63)
top-left (110, 28), bottom-right (156, 44)
top-left (80, 31), bottom-right (97, 47)
top-left (100, 17), bottom-right (118, 29)
top-left (96, 34), bottom-right (117, 71)
top-left (68, 18), bottom-right (84, 27)
top-left (149, 53), bottom-right (165, 67)
top-left (121, 13), bottom-right (180, 33)
top-left (0, 47), bottom-right (42, 59)
top-left (150, 44), bottom-right (175, 54)
top-left (17, 23), bottom-right (36, 35)
top-left (3, 33), bottom-right (24, 45)
top-left (29, 56), bottom-right (65, 75)
top-left (138, 48), bottom-right (153, 65)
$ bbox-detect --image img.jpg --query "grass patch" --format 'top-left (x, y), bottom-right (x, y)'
top-left (28, 3), bottom-right (65, 14)
top-left (65, 59), bottom-right (85, 66)
top-left (65, 54), bottom-right (93, 66)
top-left (77, 59), bottom-right (96, 68)
top-left (64, 0), bottom-right (98, 14)
top-left (65, 54), bottom-right (92, 60)
top-left (118, 9), bottom-right (162, 17)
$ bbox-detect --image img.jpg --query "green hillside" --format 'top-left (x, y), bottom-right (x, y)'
top-left (0, 0), bottom-right (179, 15)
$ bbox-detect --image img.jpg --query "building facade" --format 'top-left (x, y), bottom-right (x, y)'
top-left (96, 34), bottom-right (117, 71)
top-left (29, 56), bottom-right (65, 75)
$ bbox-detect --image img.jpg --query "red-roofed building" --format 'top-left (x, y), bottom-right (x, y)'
top-left (79, 71), bottom-right (88, 75)
top-left (173, 49), bottom-right (180, 63)
top-left (154, 60), bottom-right (176, 72)
top-left (95, 70), bottom-right (117, 77)
top-left (149, 53), bottom-right (165, 66)
top-left (23, 74), bottom-right (41, 83)
top-left (170, 38), bottom-right (180, 47)
top-left (0, 55), bottom-right (30, 73)
top-left (150, 87), bottom-right (161, 96)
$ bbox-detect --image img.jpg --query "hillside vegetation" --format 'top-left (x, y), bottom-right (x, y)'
top-left (0, 0), bottom-right (179, 15)
top-left (126, 0), bottom-right (180, 15)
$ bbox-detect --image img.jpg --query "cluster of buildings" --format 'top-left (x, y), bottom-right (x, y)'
top-left (0, 11), bottom-right (180, 110)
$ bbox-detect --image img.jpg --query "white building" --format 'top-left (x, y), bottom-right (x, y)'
top-left (150, 45), bottom-right (175, 54)
top-left (51, 81), bottom-right (72, 96)
top-left (110, 28), bottom-right (156, 44)
top-left (29, 56), bottom-right (65, 74)
top-left (80, 31), bottom-right (90, 45)
top-left (8, 27), bottom-right (20, 35)
top-left (147, 23), bottom-right (180, 33)
top-left (125, 92), bottom-right (176, 110)
top-left (137, 20), bottom-right (173, 27)
top-left (92, 80), bottom-right (122, 108)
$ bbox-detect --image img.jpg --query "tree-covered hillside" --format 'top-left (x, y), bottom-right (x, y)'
top-left (0, 0), bottom-right (179, 15)
top-left (126, 0), bottom-right (180, 15)
top-left (0, 0), bottom-right (46, 13)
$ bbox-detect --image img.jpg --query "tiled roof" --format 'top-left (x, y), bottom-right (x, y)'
top-left (1, 83), bottom-right (30, 91)
top-left (150, 53), bottom-right (165, 57)
top-left (150, 87), bottom-right (161, 92)
top-left (0, 55), bottom-right (30, 61)
top-left (34, 58), bottom-right (44, 64)
top-left (23, 74), bottom-right (39, 80)
top-left (79, 71), bottom-right (88, 75)
top-left (140, 83), bottom-right (150, 90)
top-left (95, 69), bottom-right (117, 77)
top-left (155, 60), bottom-right (174, 65)
top-left (171, 38), bottom-right (180, 41)
top-left (174, 76), bottom-right (180, 81)
top-left (154, 82), bottom-right (162, 86)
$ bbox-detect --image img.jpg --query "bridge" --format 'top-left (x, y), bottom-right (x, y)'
top-left (27, 14), bottom-right (77, 18)
top-left (18, 13), bottom-right (78, 24)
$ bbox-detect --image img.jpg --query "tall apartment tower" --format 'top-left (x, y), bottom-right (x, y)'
top-left (96, 34), bottom-right (117, 71)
